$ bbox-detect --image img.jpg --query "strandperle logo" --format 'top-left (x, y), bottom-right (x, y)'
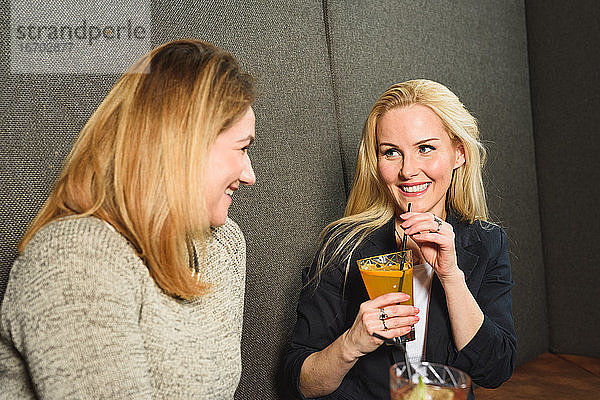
top-left (14, 19), bottom-right (147, 49)
top-left (10, 0), bottom-right (150, 74)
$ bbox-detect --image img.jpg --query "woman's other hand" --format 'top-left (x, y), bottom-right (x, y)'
top-left (399, 211), bottom-right (463, 283)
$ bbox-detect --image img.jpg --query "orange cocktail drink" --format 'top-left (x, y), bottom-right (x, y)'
top-left (359, 268), bottom-right (413, 304)
top-left (357, 251), bottom-right (413, 303)
top-left (357, 251), bottom-right (414, 341)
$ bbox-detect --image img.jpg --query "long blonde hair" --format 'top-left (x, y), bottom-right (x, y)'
top-left (19, 39), bottom-right (254, 300)
top-left (317, 79), bottom-right (487, 280)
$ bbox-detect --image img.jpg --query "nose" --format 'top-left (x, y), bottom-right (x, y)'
top-left (400, 154), bottom-right (419, 179)
top-left (240, 155), bottom-right (256, 186)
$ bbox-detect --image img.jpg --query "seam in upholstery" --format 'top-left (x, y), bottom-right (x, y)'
top-left (322, 0), bottom-right (349, 198)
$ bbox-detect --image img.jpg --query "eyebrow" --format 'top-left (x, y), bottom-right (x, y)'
top-left (378, 137), bottom-right (441, 147)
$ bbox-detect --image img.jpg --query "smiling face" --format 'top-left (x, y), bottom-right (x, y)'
top-left (377, 104), bottom-right (465, 218)
top-left (204, 107), bottom-right (256, 226)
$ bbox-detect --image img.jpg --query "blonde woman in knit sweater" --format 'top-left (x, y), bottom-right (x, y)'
top-left (0, 39), bottom-right (256, 399)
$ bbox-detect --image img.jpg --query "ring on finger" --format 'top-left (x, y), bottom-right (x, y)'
top-left (433, 215), bottom-right (443, 232)
top-left (382, 319), bottom-right (388, 331)
top-left (379, 307), bottom-right (388, 320)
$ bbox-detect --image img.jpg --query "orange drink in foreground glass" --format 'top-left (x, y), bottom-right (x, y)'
top-left (357, 250), bottom-right (415, 342)
top-left (390, 361), bottom-right (471, 400)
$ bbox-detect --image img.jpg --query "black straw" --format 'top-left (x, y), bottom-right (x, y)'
top-left (401, 203), bottom-right (411, 253)
top-left (398, 203), bottom-right (411, 276)
top-left (398, 203), bottom-right (412, 381)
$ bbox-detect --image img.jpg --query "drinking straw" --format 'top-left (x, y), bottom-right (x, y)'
top-left (398, 202), bottom-right (411, 285)
top-left (400, 341), bottom-right (413, 383)
top-left (401, 203), bottom-right (411, 253)
top-left (398, 203), bottom-right (413, 380)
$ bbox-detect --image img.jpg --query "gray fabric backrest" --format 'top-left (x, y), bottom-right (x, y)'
top-left (1, 2), bottom-right (347, 399)
top-left (324, 1), bottom-right (547, 366)
top-left (151, 2), bottom-right (347, 397)
top-left (2, 1), bottom-right (595, 399)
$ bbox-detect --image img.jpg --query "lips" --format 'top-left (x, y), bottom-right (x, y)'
top-left (399, 182), bottom-right (431, 196)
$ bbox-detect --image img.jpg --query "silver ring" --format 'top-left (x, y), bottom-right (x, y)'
top-left (382, 319), bottom-right (388, 331)
top-left (433, 215), bottom-right (443, 232)
top-left (379, 307), bottom-right (388, 320)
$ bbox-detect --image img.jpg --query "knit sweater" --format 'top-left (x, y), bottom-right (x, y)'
top-left (0, 216), bottom-right (246, 399)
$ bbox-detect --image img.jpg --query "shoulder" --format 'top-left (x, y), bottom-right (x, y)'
top-left (21, 216), bottom-right (141, 269)
top-left (321, 216), bottom-right (394, 252)
top-left (4, 217), bottom-right (145, 314)
top-left (452, 218), bottom-right (508, 260)
top-left (450, 213), bottom-right (505, 242)
top-left (312, 217), bottom-right (394, 279)
top-left (472, 220), bottom-right (507, 247)
top-left (317, 220), bottom-right (357, 262)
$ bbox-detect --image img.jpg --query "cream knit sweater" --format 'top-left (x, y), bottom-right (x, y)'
top-left (0, 216), bottom-right (246, 399)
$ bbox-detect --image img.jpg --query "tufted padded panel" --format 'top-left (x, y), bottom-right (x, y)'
top-left (151, 2), bottom-right (347, 398)
top-left (1, 0), bottom-right (152, 305)
top-left (325, 0), bottom-right (547, 365)
top-left (1, 79), bottom-right (120, 301)
top-left (1, 1), bottom-right (346, 400)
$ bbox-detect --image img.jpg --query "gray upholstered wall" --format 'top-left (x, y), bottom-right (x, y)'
top-left (2, 1), bottom-right (595, 399)
top-left (151, 2), bottom-right (347, 397)
top-left (526, 0), bottom-right (600, 358)
top-left (324, 0), bottom-right (547, 366)
top-left (1, 76), bottom-right (119, 293)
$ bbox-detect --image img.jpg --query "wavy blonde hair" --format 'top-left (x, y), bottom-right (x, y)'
top-left (19, 39), bottom-right (254, 300)
top-left (316, 79), bottom-right (487, 281)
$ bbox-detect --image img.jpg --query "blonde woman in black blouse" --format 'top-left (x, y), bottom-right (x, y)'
top-left (285, 80), bottom-right (516, 400)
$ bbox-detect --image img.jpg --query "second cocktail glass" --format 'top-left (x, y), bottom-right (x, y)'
top-left (357, 250), bottom-right (415, 342)
top-left (390, 361), bottom-right (471, 400)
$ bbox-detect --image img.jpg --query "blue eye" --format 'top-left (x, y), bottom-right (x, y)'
top-left (418, 145), bottom-right (435, 154)
top-left (382, 148), bottom-right (400, 158)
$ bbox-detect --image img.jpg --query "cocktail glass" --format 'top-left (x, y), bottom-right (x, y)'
top-left (390, 361), bottom-right (471, 400)
top-left (357, 250), bottom-right (414, 342)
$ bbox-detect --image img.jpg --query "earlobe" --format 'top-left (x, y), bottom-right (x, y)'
top-left (454, 144), bottom-right (466, 169)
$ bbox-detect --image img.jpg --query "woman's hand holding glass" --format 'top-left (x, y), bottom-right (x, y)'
top-left (399, 211), bottom-right (463, 284)
top-left (344, 292), bottom-right (419, 358)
